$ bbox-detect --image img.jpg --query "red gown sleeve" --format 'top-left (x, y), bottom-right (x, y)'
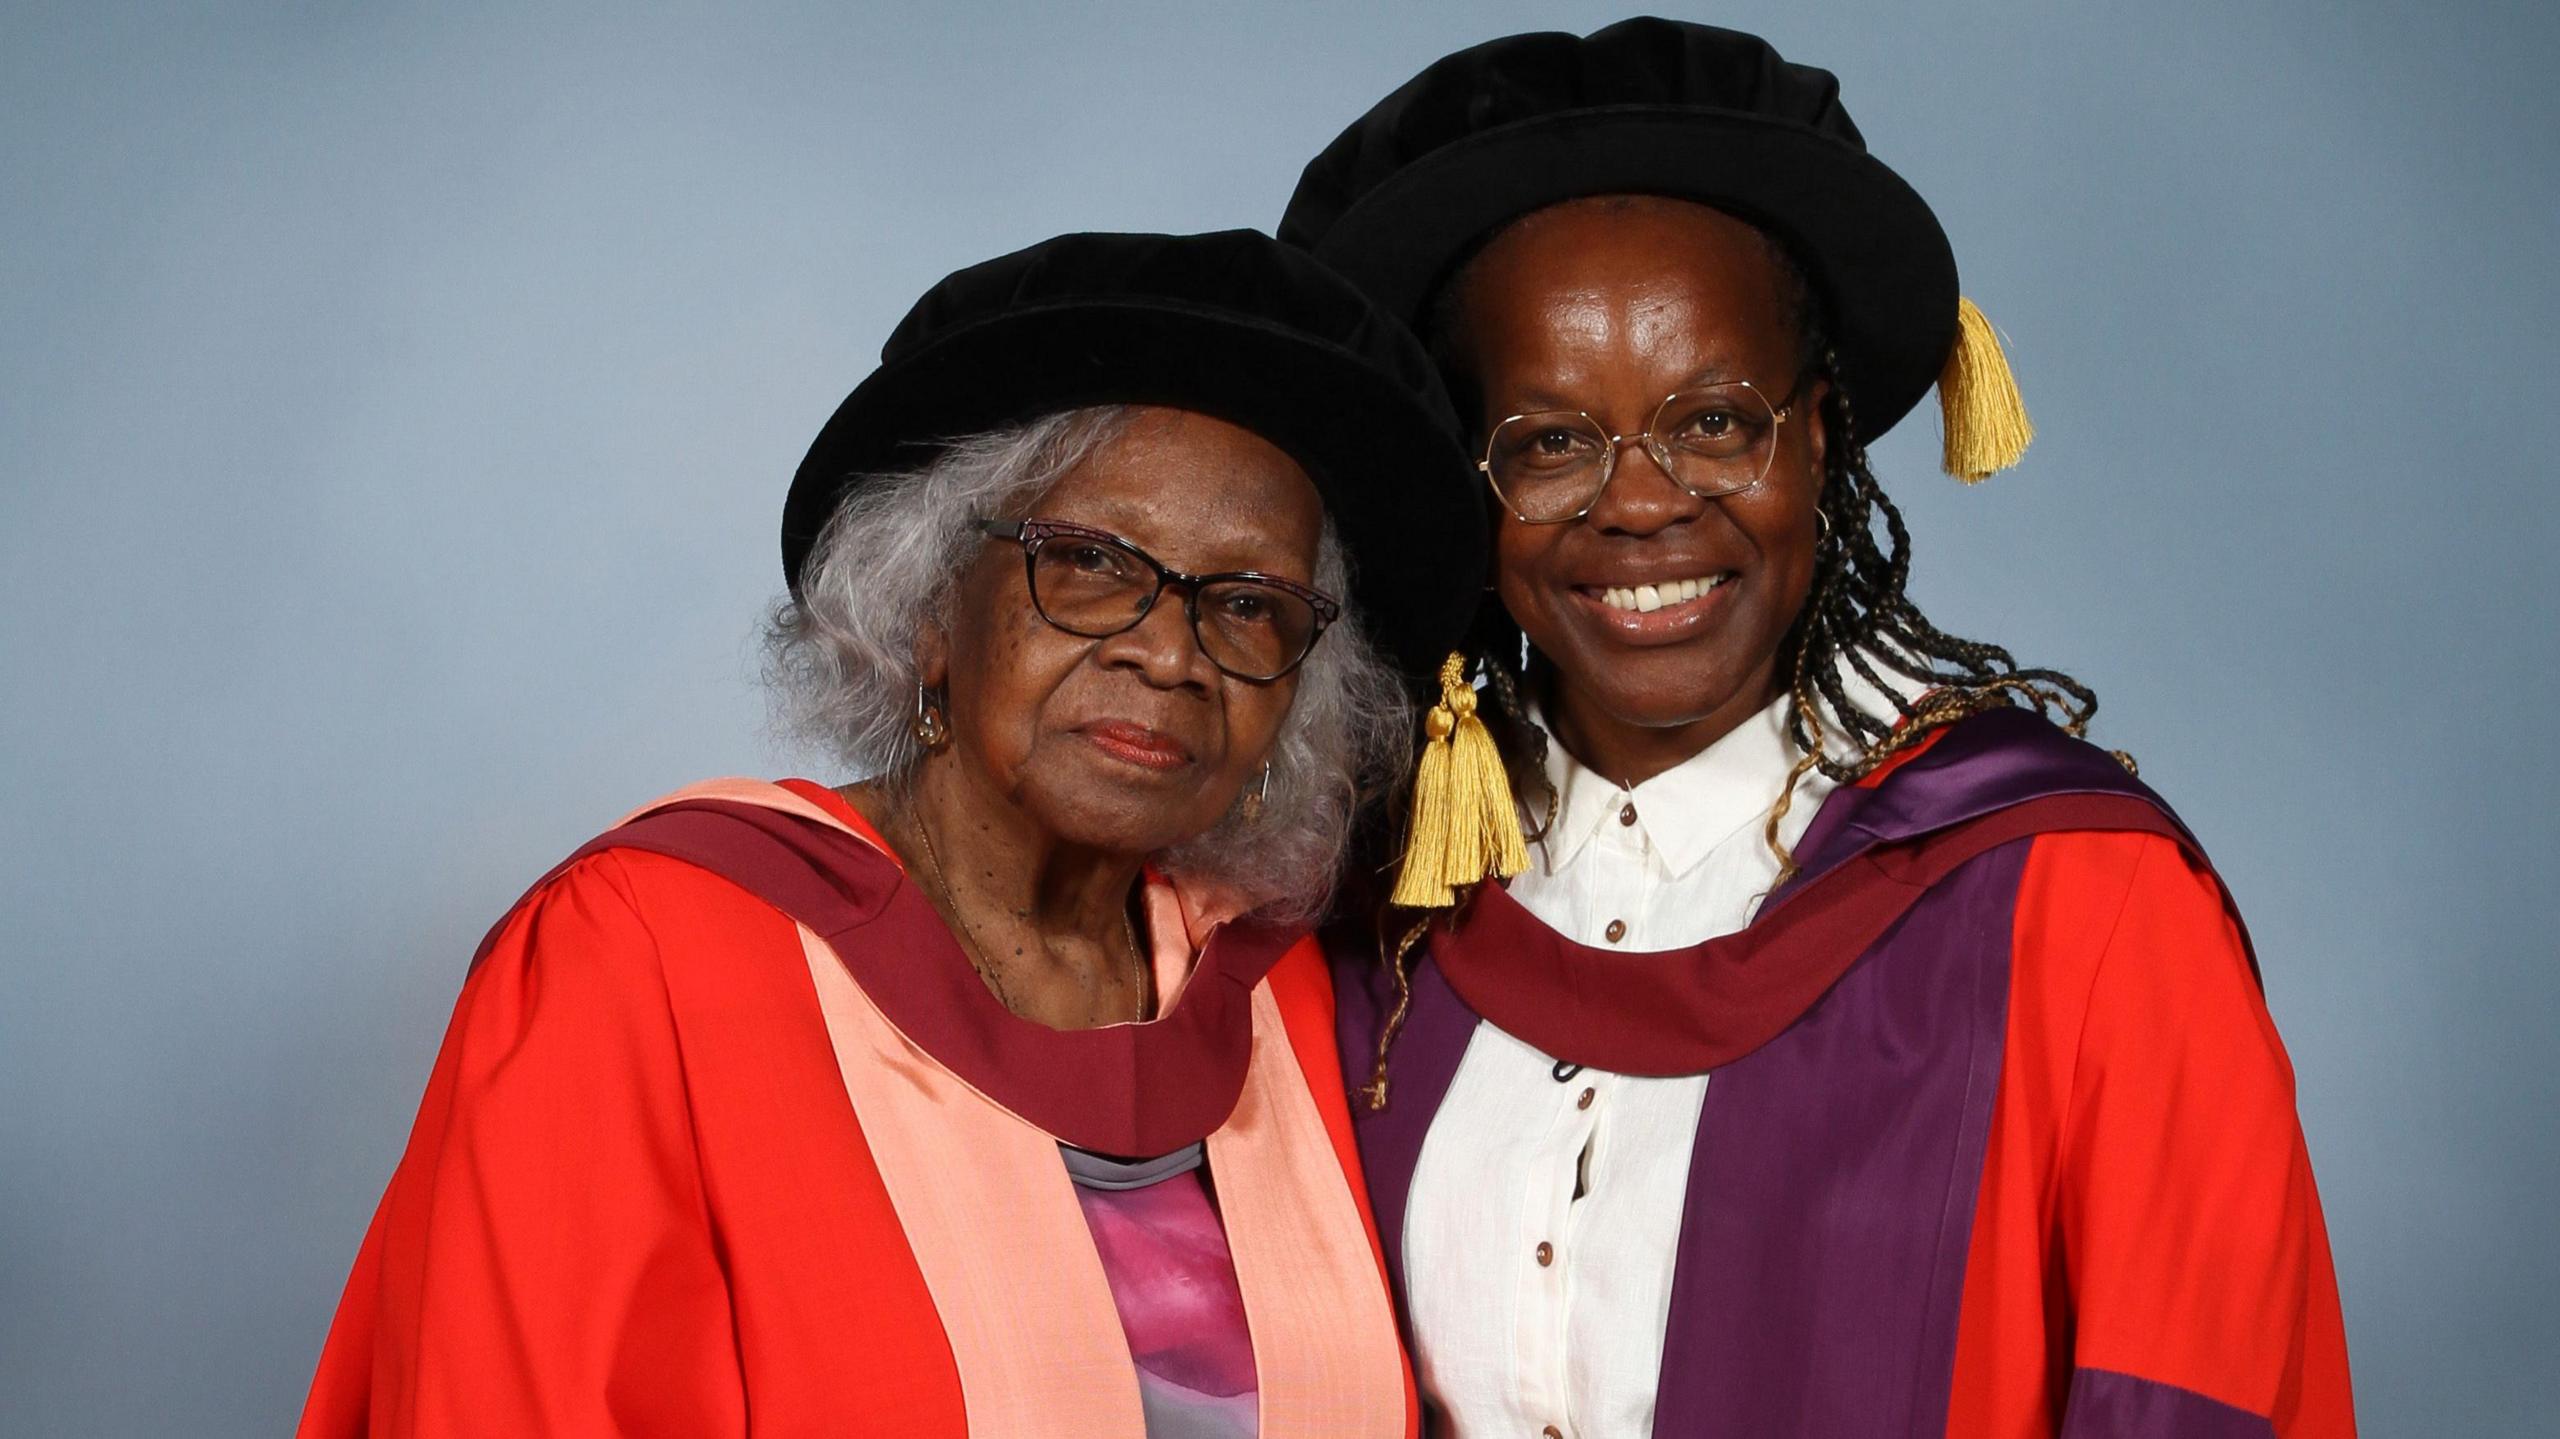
top-left (297, 853), bottom-right (747, 1438)
top-left (2030, 831), bottom-right (2355, 1437)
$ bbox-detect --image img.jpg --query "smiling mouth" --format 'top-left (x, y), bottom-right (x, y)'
top-left (1593, 574), bottom-right (1730, 613)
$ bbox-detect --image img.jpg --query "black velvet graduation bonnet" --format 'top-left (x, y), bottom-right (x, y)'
top-left (1280, 19), bottom-right (2039, 908)
top-left (782, 228), bottom-right (1488, 682)
top-left (1279, 17), bottom-right (2030, 479)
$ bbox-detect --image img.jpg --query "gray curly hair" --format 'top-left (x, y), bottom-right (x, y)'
top-left (764, 406), bottom-right (1412, 921)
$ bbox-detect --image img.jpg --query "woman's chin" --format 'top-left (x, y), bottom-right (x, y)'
top-left (1023, 789), bottom-right (1228, 860)
top-left (1548, 656), bottom-right (1768, 739)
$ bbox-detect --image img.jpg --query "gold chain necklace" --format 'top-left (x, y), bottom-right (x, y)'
top-left (909, 808), bottom-right (1150, 1023)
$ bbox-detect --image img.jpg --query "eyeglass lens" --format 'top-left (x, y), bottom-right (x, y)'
top-left (1028, 532), bottom-right (1322, 681)
top-left (1485, 382), bottom-right (1782, 522)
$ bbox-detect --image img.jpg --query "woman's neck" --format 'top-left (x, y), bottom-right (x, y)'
top-left (844, 760), bottom-right (1153, 1029)
top-left (1540, 665), bottom-right (1786, 788)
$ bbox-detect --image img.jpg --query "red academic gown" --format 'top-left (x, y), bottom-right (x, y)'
top-left (1333, 709), bottom-right (2354, 1437)
top-left (300, 780), bottom-right (1415, 1437)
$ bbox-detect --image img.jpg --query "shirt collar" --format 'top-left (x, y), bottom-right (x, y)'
top-left (1531, 689), bottom-right (1803, 878)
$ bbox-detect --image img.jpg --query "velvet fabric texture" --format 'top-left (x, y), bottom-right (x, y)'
top-left (782, 228), bottom-right (1485, 680)
top-left (1278, 17), bottom-right (1961, 441)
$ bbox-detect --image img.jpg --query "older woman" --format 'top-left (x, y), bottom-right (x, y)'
top-left (1284, 21), bottom-right (2354, 1439)
top-left (296, 230), bottom-right (1484, 1437)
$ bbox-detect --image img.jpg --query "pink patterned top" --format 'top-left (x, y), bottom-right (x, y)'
top-left (1063, 1142), bottom-right (1260, 1438)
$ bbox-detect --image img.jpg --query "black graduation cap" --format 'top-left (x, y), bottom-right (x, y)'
top-left (1279, 17), bottom-right (2031, 480)
top-left (783, 228), bottom-right (1489, 681)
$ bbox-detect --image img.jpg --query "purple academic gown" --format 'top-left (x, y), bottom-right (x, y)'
top-left (1332, 709), bottom-right (2355, 1438)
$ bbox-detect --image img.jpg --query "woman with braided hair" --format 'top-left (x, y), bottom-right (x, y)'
top-left (1280, 19), bottom-right (2353, 1439)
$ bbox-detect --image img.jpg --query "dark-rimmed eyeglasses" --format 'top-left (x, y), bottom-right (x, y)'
top-left (976, 518), bottom-right (1341, 682)
top-left (1480, 375), bottom-right (1809, 524)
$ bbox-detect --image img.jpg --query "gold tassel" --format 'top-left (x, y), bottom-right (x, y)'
top-left (1390, 652), bottom-right (1528, 908)
top-left (1938, 296), bottom-right (2034, 482)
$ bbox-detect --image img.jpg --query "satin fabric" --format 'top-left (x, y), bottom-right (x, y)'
top-left (298, 780), bottom-right (1416, 1438)
top-left (1333, 712), bottom-right (2354, 1436)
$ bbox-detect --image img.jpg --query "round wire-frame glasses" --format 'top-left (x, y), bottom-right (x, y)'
top-left (976, 518), bottom-right (1341, 682)
top-left (1480, 376), bottom-right (1806, 525)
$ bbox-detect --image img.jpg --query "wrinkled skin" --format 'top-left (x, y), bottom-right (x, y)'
top-left (855, 406), bottom-right (1322, 1028)
top-left (1453, 195), bottom-right (1827, 784)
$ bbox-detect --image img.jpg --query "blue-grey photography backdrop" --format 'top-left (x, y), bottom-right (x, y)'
top-left (5, 2), bottom-right (2556, 1434)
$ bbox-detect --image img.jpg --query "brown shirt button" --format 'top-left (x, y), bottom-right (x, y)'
top-left (1618, 802), bottom-right (1637, 826)
top-left (1535, 1240), bottom-right (1554, 1266)
top-left (1577, 1086), bottom-right (1596, 1110)
top-left (1603, 918), bottom-right (1627, 943)
top-left (1545, 1428), bottom-right (1565, 1439)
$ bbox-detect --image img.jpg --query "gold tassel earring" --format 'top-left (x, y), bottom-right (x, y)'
top-left (1390, 653), bottom-right (1527, 908)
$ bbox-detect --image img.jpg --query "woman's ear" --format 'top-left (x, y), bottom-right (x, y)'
top-left (913, 627), bottom-right (950, 692)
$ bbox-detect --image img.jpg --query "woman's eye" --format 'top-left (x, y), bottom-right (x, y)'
top-left (1502, 427), bottom-right (1598, 469)
top-left (1666, 407), bottom-right (1762, 454)
top-left (1063, 543), bottom-right (1118, 572)
top-left (1219, 592), bottom-right (1275, 624)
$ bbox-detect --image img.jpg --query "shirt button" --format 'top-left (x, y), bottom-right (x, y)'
top-left (1603, 918), bottom-right (1627, 943)
top-left (1618, 802), bottom-right (1637, 826)
top-left (1535, 1241), bottom-right (1554, 1266)
top-left (1545, 1428), bottom-right (1565, 1439)
top-left (1577, 1086), bottom-right (1595, 1110)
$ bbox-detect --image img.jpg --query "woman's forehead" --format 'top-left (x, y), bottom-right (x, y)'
top-left (1032, 412), bottom-right (1323, 571)
top-left (1458, 206), bottom-right (1799, 398)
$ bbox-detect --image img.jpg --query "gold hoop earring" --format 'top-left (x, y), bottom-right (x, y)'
top-left (911, 682), bottom-right (951, 752)
top-left (1240, 763), bottom-right (1272, 823)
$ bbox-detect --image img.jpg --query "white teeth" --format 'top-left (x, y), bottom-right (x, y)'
top-left (1598, 575), bottom-right (1724, 612)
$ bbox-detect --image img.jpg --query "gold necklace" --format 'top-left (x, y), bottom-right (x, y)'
top-left (909, 808), bottom-right (1150, 1022)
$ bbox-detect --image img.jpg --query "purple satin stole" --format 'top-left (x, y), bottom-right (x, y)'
top-left (1331, 709), bottom-right (2228, 1437)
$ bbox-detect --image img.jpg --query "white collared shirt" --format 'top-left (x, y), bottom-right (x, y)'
top-left (1401, 689), bottom-right (1837, 1439)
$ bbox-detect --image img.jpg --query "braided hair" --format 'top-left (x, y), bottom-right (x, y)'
top-left (1354, 220), bottom-right (2108, 1109)
top-left (1459, 229), bottom-right (2104, 877)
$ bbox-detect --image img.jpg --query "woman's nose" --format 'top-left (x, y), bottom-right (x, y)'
top-left (1094, 588), bottom-right (1219, 691)
top-left (1584, 437), bottom-right (1705, 536)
